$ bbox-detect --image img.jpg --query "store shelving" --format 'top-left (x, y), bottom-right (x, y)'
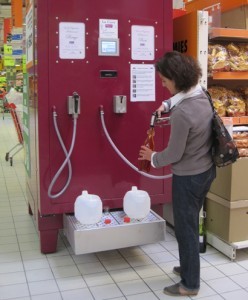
top-left (208, 27), bottom-right (248, 124)
top-left (184, 0), bottom-right (248, 14)
top-left (212, 72), bottom-right (248, 80)
top-left (206, 21), bottom-right (248, 258)
top-left (209, 27), bottom-right (248, 41)
top-left (207, 231), bottom-right (248, 260)
top-left (221, 116), bottom-right (248, 125)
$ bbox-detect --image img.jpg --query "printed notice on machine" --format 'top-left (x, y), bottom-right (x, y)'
top-left (59, 22), bottom-right (85, 59)
top-left (131, 25), bottom-right (154, 60)
top-left (99, 19), bottom-right (118, 38)
top-left (130, 64), bottom-right (155, 102)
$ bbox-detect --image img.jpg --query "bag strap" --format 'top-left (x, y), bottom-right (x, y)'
top-left (202, 86), bottom-right (232, 137)
top-left (201, 86), bottom-right (215, 112)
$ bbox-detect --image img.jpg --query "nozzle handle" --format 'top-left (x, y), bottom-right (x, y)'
top-left (150, 112), bottom-right (157, 127)
top-left (73, 92), bottom-right (80, 114)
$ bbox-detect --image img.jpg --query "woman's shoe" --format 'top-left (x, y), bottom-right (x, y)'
top-left (173, 266), bottom-right (181, 276)
top-left (163, 283), bottom-right (199, 296)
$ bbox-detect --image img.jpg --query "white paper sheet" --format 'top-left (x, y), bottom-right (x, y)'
top-left (131, 25), bottom-right (154, 61)
top-left (59, 22), bottom-right (85, 59)
top-left (130, 64), bottom-right (155, 102)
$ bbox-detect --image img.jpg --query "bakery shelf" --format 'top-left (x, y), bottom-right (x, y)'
top-left (240, 116), bottom-right (248, 124)
top-left (209, 27), bottom-right (248, 41)
top-left (234, 116), bottom-right (248, 126)
top-left (221, 116), bottom-right (248, 125)
top-left (211, 72), bottom-right (248, 80)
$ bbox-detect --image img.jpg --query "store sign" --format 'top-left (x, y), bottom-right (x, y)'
top-left (12, 49), bottom-right (23, 57)
top-left (4, 44), bottom-right (12, 55)
top-left (11, 0), bottom-right (23, 27)
top-left (4, 18), bottom-right (12, 44)
top-left (11, 34), bottom-right (23, 42)
top-left (173, 11), bottom-right (198, 58)
top-left (173, 40), bottom-right (188, 53)
top-left (4, 57), bottom-right (15, 67)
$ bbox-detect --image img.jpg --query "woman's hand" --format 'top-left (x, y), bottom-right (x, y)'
top-left (156, 104), bottom-right (165, 117)
top-left (138, 145), bottom-right (153, 161)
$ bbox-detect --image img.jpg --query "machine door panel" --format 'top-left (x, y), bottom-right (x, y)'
top-left (37, 0), bottom-right (172, 213)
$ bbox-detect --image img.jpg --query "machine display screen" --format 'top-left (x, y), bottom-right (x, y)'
top-left (98, 38), bottom-right (119, 56)
top-left (102, 41), bottom-right (116, 53)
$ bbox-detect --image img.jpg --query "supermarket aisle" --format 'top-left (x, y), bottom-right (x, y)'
top-left (1, 113), bottom-right (248, 300)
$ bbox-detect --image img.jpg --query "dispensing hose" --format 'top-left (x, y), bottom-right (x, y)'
top-left (99, 106), bottom-right (172, 180)
top-left (48, 107), bottom-right (77, 198)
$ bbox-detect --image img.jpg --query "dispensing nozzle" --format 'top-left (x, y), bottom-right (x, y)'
top-left (150, 111), bottom-right (170, 127)
top-left (68, 92), bottom-right (80, 118)
top-left (73, 92), bottom-right (80, 115)
top-left (150, 112), bottom-right (157, 128)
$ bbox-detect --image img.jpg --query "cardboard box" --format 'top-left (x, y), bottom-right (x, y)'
top-left (221, 5), bottom-right (248, 29)
top-left (210, 158), bottom-right (248, 201)
top-left (206, 192), bottom-right (248, 243)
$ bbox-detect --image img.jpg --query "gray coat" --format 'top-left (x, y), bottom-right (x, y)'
top-left (153, 91), bottom-right (213, 176)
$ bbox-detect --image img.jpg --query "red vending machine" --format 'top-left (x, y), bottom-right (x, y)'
top-left (25, 0), bottom-right (173, 253)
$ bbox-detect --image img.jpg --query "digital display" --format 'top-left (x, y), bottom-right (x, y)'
top-left (98, 38), bottom-right (119, 56)
top-left (102, 41), bottom-right (117, 53)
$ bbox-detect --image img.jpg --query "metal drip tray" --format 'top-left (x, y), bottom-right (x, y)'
top-left (63, 210), bottom-right (166, 254)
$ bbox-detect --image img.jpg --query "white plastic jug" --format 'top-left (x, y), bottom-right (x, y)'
top-left (74, 190), bottom-right (103, 225)
top-left (123, 186), bottom-right (151, 219)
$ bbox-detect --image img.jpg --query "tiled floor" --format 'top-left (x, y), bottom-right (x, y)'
top-left (1, 113), bottom-right (248, 300)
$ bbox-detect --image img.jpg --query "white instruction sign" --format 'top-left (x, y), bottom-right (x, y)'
top-left (131, 25), bottom-right (154, 61)
top-left (59, 22), bottom-right (85, 59)
top-left (99, 19), bottom-right (118, 38)
top-left (130, 64), bottom-right (155, 102)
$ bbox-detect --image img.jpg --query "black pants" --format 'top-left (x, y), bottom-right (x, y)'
top-left (172, 164), bottom-right (216, 290)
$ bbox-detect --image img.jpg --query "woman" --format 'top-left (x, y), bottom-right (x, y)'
top-left (139, 51), bottom-right (216, 296)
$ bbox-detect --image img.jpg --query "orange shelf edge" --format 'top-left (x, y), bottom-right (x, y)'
top-left (221, 116), bottom-right (248, 125)
top-left (212, 72), bottom-right (248, 80)
top-left (184, 0), bottom-right (248, 13)
top-left (209, 27), bottom-right (248, 40)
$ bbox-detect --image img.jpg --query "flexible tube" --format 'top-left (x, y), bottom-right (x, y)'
top-left (48, 109), bottom-right (77, 198)
top-left (100, 107), bottom-right (172, 180)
